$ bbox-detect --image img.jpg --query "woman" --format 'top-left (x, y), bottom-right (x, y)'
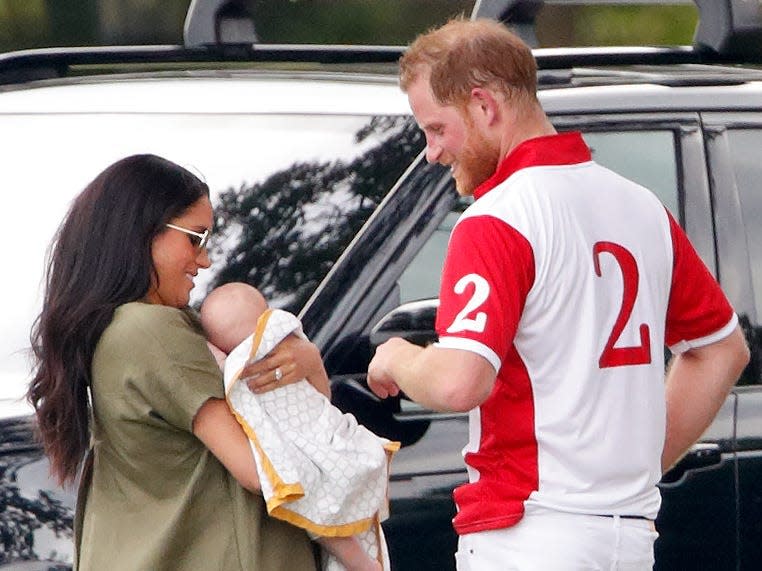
top-left (28, 154), bottom-right (321, 570)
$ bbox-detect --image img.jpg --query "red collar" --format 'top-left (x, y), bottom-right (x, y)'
top-left (473, 132), bottom-right (592, 199)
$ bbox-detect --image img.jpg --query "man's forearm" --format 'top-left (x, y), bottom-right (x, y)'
top-left (369, 338), bottom-right (496, 412)
top-left (378, 341), bottom-right (440, 406)
top-left (662, 326), bottom-right (749, 471)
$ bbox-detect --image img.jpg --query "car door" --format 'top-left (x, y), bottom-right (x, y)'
top-left (297, 151), bottom-right (462, 570)
top-left (555, 113), bottom-right (740, 570)
top-left (703, 112), bottom-right (762, 571)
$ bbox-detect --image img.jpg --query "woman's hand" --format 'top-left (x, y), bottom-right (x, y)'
top-left (243, 334), bottom-right (330, 398)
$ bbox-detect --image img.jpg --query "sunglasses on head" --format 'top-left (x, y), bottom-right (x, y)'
top-left (165, 223), bottom-right (210, 250)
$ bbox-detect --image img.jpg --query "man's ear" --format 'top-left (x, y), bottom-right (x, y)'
top-left (469, 87), bottom-right (500, 126)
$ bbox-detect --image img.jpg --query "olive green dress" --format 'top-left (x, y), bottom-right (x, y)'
top-left (75, 302), bottom-right (317, 571)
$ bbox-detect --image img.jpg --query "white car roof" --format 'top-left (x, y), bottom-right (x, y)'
top-left (0, 72), bottom-right (413, 115)
top-left (5, 69), bottom-right (762, 117)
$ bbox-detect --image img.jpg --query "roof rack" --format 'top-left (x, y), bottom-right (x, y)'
top-left (473, 0), bottom-right (762, 59)
top-left (472, 1), bottom-right (543, 46)
top-left (184, 0), bottom-right (258, 48)
top-left (472, 0), bottom-right (694, 25)
top-left (693, 0), bottom-right (762, 58)
top-left (0, 42), bottom-right (755, 88)
top-left (0, 44), bottom-right (406, 86)
top-left (2, 0), bottom-right (761, 87)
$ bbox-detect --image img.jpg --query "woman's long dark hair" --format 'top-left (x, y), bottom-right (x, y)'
top-left (28, 154), bottom-right (210, 485)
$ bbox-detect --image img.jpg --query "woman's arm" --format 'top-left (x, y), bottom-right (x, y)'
top-left (243, 334), bottom-right (330, 398)
top-left (191, 334), bottom-right (329, 492)
top-left (192, 397), bottom-right (261, 492)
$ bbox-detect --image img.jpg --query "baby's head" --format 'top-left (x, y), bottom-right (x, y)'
top-left (200, 282), bottom-right (268, 354)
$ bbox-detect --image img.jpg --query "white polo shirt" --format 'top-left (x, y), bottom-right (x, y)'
top-left (435, 132), bottom-right (737, 535)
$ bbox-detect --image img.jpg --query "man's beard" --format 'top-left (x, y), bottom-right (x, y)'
top-left (453, 124), bottom-right (500, 197)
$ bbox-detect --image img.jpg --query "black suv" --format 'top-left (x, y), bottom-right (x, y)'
top-left (2, 0), bottom-right (762, 569)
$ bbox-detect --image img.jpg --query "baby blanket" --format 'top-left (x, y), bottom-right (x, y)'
top-left (224, 308), bottom-right (398, 570)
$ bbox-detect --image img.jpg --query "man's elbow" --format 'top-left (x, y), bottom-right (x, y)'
top-left (438, 376), bottom-right (493, 412)
top-left (727, 324), bottom-right (751, 364)
top-left (419, 348), bottom-right (496, 412)
top-left (733, 334), bottom-right (751, 377)
top-left (441, 391), bottom-right (480, 413)
top-left (717, 326), bottom-right (751, 389)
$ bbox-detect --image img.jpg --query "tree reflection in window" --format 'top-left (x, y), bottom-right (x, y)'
top-left (0, 415), bottom-right (74, 566)
top-left (206, 116), bottom-right (424, 314)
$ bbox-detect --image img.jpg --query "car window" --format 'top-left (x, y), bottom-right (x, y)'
top-left (207, 115), bottom-right (423, 312)
top-left (397, 198), bottom-right (471, 304)
top-left (1, 111), bottom-right (422, 411)
top-left (581, 130), bottom-right (679, 217)
top-left (394, 129), bottom-right (680, 305)
top-left (727, 128), bottom-right (762, 322)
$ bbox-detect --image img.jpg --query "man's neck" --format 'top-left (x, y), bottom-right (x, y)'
top-left (498, 104), bottom-right (557, 161)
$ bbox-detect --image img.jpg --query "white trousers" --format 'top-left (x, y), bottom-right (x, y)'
top-left (455, 508), bottom-right (658, 571)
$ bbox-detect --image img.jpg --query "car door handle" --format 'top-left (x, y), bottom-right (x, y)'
top-left (393, 409), bottom-right (467, 422)
top-left (660, 442), bottom-right (723, 485)
top-left (393, 401), bottom-right (467, 423)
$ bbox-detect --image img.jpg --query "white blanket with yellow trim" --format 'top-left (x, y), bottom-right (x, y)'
top-left (224, 308), bottom-right (398, 571)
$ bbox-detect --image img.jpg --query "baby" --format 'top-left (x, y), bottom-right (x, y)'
top-left (200, 282), bottom-right (397, 571)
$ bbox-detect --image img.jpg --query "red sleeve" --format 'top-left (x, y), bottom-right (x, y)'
top-left (435, 215), bottom-right (535, 362)
top-left (665, 210), bottom-right (735, 348)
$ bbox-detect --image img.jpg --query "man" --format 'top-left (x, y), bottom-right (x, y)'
top-left (367, 18), bottom-right (750, 570)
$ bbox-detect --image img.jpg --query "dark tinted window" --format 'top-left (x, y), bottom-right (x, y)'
top-left (397, 198), bottom-right (470, 304)
top-left (727, 129), bottom-right (762, 322)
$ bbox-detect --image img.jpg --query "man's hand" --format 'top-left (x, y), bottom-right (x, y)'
top-left (367, 337), bottom-right (416, 399)
top-left (369, 337), bottom-right (495, 411)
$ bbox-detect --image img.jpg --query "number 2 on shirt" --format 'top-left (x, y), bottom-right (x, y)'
top-left (593, 241), bottom-right (652, 368)
top-left (446, 273), bottom-right (490, 334)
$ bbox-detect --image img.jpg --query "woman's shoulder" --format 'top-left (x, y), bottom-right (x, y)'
top-left (102, 302), bottom-right (205, 353)
top-left (112, 302), bottom-right (201, 332)
top-left (93, 303), bottom-right (222, 426)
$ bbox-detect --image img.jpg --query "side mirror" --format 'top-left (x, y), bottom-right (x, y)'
top-left (334, 299), bottom-right (439, 447)
top-left (369, 299), bottom-right (439, 348)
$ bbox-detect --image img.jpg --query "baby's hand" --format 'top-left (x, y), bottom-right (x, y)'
top-left (346, 551), bottom-right (382, 571)
top-left (345, 558), bottom-right (382, 571)
top-left (363, 560), bottom-right (383, 571)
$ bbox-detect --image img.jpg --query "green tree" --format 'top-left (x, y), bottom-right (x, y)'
top-left (575, 6), bottom-right (697, 46)
top-left (0, 1), bottom-right (703, 52)
top-left (0, 1), bottom-right (50, 51)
